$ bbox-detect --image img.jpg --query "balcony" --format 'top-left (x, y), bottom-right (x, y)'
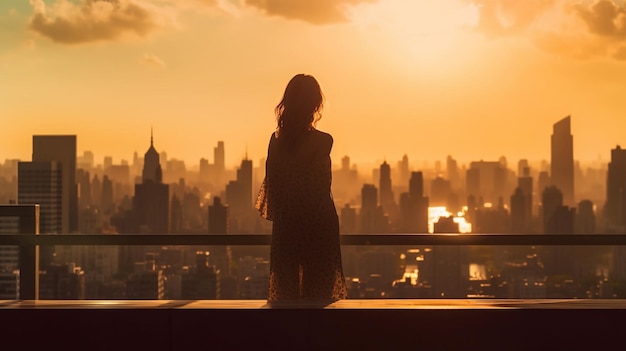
top-left (2, 230), bottom-right (626, 350)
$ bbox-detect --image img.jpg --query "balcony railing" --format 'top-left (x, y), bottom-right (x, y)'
top-left (3, 232), bottom-right (626, 300)
top-left (3, 204), bottom-right (626, 300)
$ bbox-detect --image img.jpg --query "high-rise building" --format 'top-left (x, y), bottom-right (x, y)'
top-left (551, 116), bottom-right (574, 206)
top-left (510, 187), bottom-right (527, 233)
top-left (208, 196), bottom-right (231, 277)
top-left (541, 186), bottom-right (574, 234)
top-left (405, 171), bottom-right (429, 233)
top-left (214, 141), bottom-right (225, 174)
top-left (32, 135), bottom-right (77, 233)
top-left (360, 183), bottom-right (389, 233)
top-left (181, 251), bottom-right (219, 299)
top-left (17, 162), bottom-right (62, 235)
top-left (379, 161), bottom-right (395, 218)
top-left (605, 145), bottom-right (626, 232)
top-left (466, 161), bottom-right (508, 206)
top-left (517, 167), bottom-right (533, 231)
top-left (134, 132), bottom-right (169, 233)
top-left (575, 200), bottom-right (595, 234)
top-left (225, 158), bottom-right (253, 233)
top-left (340, 204), bottom-right (357, 234)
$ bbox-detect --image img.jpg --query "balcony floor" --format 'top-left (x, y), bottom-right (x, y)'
top-left (3, 299), bottom-right (624, 350)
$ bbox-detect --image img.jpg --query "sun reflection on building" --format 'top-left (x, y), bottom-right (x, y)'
top-left (428, 206), bottom-right (472, 233)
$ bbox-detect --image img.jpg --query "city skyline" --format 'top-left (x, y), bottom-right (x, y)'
top-left (2, 1), bottom-right (626, 166)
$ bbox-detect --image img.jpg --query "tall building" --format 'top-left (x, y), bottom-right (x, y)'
top-left (510, 187), bottom-right (527, 233)
top-left (32, 135), bottom-right (78, 233)
top-left (517, 167), bottom-right (533, 232)
top-left (208, 196), bottom-right (231, 277)
top-left (406, 171), bottom-right (429, 233)
top-left (360, 184), bottom-right (379, 233)
top-left (551, 116), bottom-right (574, 206)
top-left (213, 141), bottom-right (225, 187)
top-left (576, 200), bottom-right (595, 234)
top-left (225, 157), bottom-right (253, 233)
top-left (379, 161), bottom-right (395, 216)
top-left (181, 251), bottom-right (219, 299)
top-left (541, 186), bottom-right (574, 234)
top-left (17, 162), bottom-right (62, 235)
top-left (605, 145), bottom-right (626, 232)
top-left (134, 132), bottom-right (169, 233)
top-left (17, 161), bottom-right (62, 268)
top-left (466, 161), bottom-right (509, 206)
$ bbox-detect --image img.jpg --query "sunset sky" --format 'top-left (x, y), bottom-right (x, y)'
top-left (2, 0), bottom-right (626, 170)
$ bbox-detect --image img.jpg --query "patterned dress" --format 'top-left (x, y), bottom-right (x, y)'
top-left (256, 129), bottom-right (347, 301)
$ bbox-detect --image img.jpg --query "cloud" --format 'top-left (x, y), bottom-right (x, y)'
top-left (471, 0), bottom-right (556, 36)
top-left (470, 0), bottom-right (626, 61)
top-left (243, 0), bottom-right (377, 25)
top-left (141, 53), bottom-right (166, 68)
top-left (574, 0), bottom-right (626, 39)
top-left (28, 0), bottom-right (173, 44)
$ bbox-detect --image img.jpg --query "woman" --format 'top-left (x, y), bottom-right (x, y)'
top-left (256, 74), bottom-right (347, 302)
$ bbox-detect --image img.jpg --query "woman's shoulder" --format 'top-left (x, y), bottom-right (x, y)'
top-left (310, 129), bottom-right (333, 145)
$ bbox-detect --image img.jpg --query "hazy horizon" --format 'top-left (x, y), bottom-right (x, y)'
top-left (2, 1), bottom-right (626, 168)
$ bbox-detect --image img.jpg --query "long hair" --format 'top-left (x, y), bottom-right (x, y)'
top-left (275, 74), bottom-right (324, 141)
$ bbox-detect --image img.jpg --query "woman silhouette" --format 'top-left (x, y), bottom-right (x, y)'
top-left (256, 74), bottom-right (347, 302)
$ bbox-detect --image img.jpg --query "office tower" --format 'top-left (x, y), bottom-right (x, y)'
top-left (605, 145), bottom-right (626, 232)
top-left (430, 176), bottom-right (451, 207)
top-left (407, 171), bottom-right (429, 233)
top-left (432, 217), bottom-right (467, 298)
top-left (17, 162), bottom-right (62, 235)
top-left (32, 135), bottom-right (77, 234)
top-left (446, 155), bottom-right (460, 190)
top-left (465, 161), bottom-right (508, 206)
top-left (0, 212), bottom-right (22, 299)
top-left (542, 186), bottom-right (574, 234)
top-left (340, 204), bottom-right (357, 234)
top-left (77, 151), bottom-right (94, 171)
top-left (101, 175), bottom-right (114, 212)
top-left (360, 183), bottom-right (379, 233)
top-left (379, 161), bottom-right (395, 216)
top-left (225, 158), bottom-right (253, 233)
top-left (510, 188), bottom-right (527, 233)
top-left (575, 200), bottom-right (595, 234)
top-left (397, 154), bottom-right (409, 188)
top-left (214, 141), bottom-right (225, 174)
top-left (199, 158), bottom-right (210, 185)
top-left (213, 141), bottom-right (225, 187)
top-left (518, 159), bottom-right (529, 177)
top-left (181, 251), bottom-right (219, 299)
top-left (551, 116), bottom-right (574, 206)
top-left (134, 132), bottom-right (169, 233)
top-left (126, 255), bottom-right (165, 299)
top-left (517, 167), bottom-right (533, 231)
top-left (39, 262), bottom-right (85, 299)
top-left (208, 196), bottom-right (231, 277)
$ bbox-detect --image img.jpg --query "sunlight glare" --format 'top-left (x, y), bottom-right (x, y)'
top-left (347, 0), bottom-right (479, 69)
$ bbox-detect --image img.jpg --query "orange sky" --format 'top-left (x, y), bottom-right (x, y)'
top-left (2, 0), bottom-right (626, 170)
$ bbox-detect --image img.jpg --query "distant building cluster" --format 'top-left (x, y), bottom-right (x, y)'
top-left (1, 115), bottom-right (626, 299)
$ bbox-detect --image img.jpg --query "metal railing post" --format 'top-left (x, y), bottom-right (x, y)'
top-left (18, 205), bottom-right (39, 300)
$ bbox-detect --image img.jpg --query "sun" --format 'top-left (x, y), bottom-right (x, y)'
top-left (346, 0), bottom-right (480, 73)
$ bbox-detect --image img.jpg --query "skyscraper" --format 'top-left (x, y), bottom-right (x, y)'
top-left (17, 162), bottom-right (65, 282)
top-left (225, 157), bottom-right (253, 233)
top-left (605, 145), bottom-right (626, 232)
top-left (134, 132), bottom-right (169, 233)
top-left (379, 161), bottom-right (395, 216)
top-left (32, 135), bottom-right (77, 234)
top-left (551, 116), bottom-right (574, 206)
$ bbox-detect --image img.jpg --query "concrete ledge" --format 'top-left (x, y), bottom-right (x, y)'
top-left (2, 299), bottom-right (625, 350)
